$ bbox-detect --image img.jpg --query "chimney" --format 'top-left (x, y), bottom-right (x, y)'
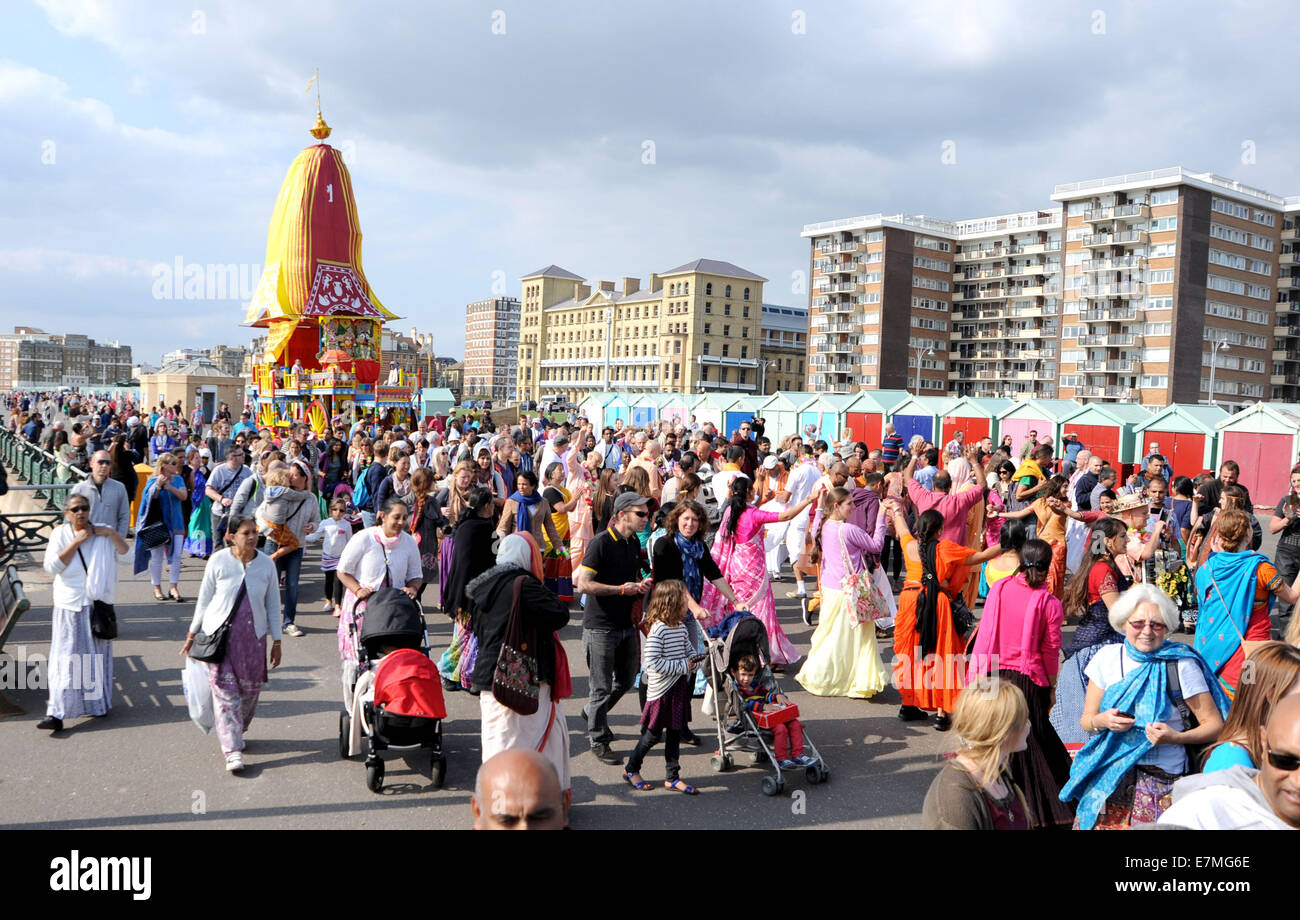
top-left (574, 282), bottom-right (591, 301)
top-left (622, 276), bottom-right (640, 296)
top-left (598, 280), bottom-right (615, 293)
top-left (648, 273), bottom-right (662, 292)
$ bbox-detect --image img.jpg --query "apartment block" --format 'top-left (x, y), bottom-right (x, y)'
top-left (803, 167), bottom-right (1296, 409)
top-left (1271, 200), bottom-right (1300, 401)
top-left (0, 326), bottom-right (132, 390)
top-left (463, 296), bottom-right (520, 403)
top-left (759, 304), bottom-right (809, 394)
top-left (516, 260), bottom-right (766, 404)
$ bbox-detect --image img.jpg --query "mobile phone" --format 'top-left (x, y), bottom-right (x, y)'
top-left (1115, 710), bottom-right (1134, 719)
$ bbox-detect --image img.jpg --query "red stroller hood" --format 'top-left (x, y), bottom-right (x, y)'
top-left (374, 649), bottom-right (447, 719)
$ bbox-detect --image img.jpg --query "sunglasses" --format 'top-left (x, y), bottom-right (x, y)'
top-left (1126, 620), bottom-right (1167, 633)
top-left (1266, 746), bottom-right (1300, 772)
top-left (630, 510), bottom-right (649, 518)
top-left (68, 506), bottom-right (90, 513)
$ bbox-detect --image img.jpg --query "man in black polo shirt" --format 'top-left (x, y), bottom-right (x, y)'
top-left (573, 491), bottom-right (653, 765)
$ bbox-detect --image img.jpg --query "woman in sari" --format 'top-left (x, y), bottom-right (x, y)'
top-left (566, 449), bottom-right (603, 575)
top-left (184, 449), bottom-right (214, 558)
top-left (967, 539), bottom-right (1073, 829)
top-left (946, 455), bottom-right (986, 609)
top-left (437, 487), bottom-right (498, 691)
top-left (1061, 584), bottom-right (1228, 830)
top-left (984, 459), bottom-right (1017, 549)
top-left (1193, 508), bottom-right (1300, 700)
top-left (796, 487), bottom-right (890, 699)
top-left (700, 477), bottom-right (815, 667)
top-left (886, 507), bottom-right (1000, 730)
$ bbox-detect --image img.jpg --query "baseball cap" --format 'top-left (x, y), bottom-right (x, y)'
top-left (763, 455), bottom-right (778, 470)
top-left (612, 491), bottom-right (650, 515)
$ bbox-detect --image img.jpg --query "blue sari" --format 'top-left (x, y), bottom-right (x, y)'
top-left (1193, 550), bottom-right (1269, 698)
top-left (1060, 640), bottom-right (1230, 830)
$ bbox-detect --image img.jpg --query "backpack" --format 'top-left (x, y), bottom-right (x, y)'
top-left (352, 461), bottom-right (372, 510)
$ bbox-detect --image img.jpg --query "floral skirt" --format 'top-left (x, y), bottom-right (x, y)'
top-left (1076, 765), bottom-right (1178, 830)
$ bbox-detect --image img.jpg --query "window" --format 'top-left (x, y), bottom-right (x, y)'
top-left (1207, 274), bottom-right (1246, 295)
top-left (705, 302), bottom-right (712, 314)
top-left (742, 327), bottom-right (749, 338)
top-left (740, 346), bottom-right (748, 358)
top-left (684, 282), bottom-right (689, 295)
top-left (1149, 217), bottom-right (1178, 232)
top-left (1141, 375), bottom-right (1169, 388)
top-left (1210, 223), bottom-right (1249, 245)
top-left (743, 287), bottom-right (750, 301)
top-left (1249, 259), bottom-right (1271, 276)
top-left (1143, 321), bottom-right (1171, 336)
top-left (1149, 242), bottom-right (1176, 258)
top-left (913, 255), bottom-right (953, 272)
top-left (743, 305), bottom-right (750, 318)
top-left (913, 275), bottom-right (950, 292)
top-left (1150, 189), bottom-right (1178, 206)
top-left (702, 342), bottom-right (711, 355)
top-left (1142, 347), bottom-right (1170, 362)
top-left (1209, 249), bottom-right (1247, 270)
top-left (721, 344), bottom-right (729, 357)
top-left (720, 367), bottom-right (729, 383)
top-left (911, 297), bottom-right (949, 312)
top-left (725, 285), bottom-right (732, 298)
top-left (701, 366), bottom-right (709, 381)
top-left (1212, 197), bottom-right (1249, 220)
top-left (706, 283), bottom-right (713, 295)
top-left (1252, 210), bottom-right (1276, 227)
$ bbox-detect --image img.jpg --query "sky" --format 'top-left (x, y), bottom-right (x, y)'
top-left (3, 0), bottom-right (1300, 367)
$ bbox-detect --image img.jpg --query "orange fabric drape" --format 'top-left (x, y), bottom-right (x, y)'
top-left (893, 534), bottom-right (975, 713)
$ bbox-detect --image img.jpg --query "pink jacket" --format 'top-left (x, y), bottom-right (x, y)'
top-left (966, 573), bottom-right (1063, 687)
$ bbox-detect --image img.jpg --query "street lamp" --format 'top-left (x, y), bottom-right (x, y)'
top-left (759, 359), bottom-right (780, 395)
top-left (912, 346), bottom-right (934, 396)
top-left (1207, 339), bottom-right (1230, 406)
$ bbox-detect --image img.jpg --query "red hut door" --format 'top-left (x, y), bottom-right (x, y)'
top-left (1144, 431), bottom-right (1207, 478)
top-left (1222, 431), bottom-right (1293, 503)
top-left (1072, 424), bottom-right (1119, 471)
top-left (941, 416), bottom-right (989, 448)
top-left (847, 412), bottom-right (882, 450)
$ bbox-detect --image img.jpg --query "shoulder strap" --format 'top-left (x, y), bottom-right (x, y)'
top-left (76, 545), bottom-right (90, 574)
top-left (1165, 658), bottom-right (1196, 728)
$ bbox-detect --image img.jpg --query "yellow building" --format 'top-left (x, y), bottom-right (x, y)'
top-left (517, 260), bottom-right (767, 403)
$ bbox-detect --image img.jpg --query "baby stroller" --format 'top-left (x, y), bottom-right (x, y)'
top-left (706, 614), bottom-right (828, 796)
top-left (337, 588), bottom-right (447, 792)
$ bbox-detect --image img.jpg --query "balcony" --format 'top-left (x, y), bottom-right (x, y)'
top-left (1004, 262), bottom-right (1047, 277)
top-left (1080, 282), bottom-right (1145, 299)
top-left (1079, 359), bottom-right (1106, 371)
top-left (818, 300), bottom-right (854, 315)
top-left (962, 268), bottom-right (1006, 281)
top-left (1083, 230), bottom-right (1149, 249)
top-left (816, 240), bottom-right (865, 255)
top-left (1105, 386), bottom-right (1131, 398)
top-left (1078, 334), bottom-right (1106, 346)
top-left (956, 247), bottom-right (1006, 262)
top-left (1275, 325), bottom-right (1296, 338)
top-left (1281, 252), bottom-right (1298, 266)
top-left (1108, 359), bottom-right (1138, 372)
top-left (1081, 256), bottom-right (1145, 272)
top-left (1076, 385), bottom-right (1104, 397)
top-left (1106, 334), bottom-right (1139, 346)
top-left (960, 287), bottom-right (1008, 301)
top-left (1082, 203), bottom-right (1151, 223)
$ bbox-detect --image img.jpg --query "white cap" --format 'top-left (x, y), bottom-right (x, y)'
top-left (762, 455), bottom-right (778, 469)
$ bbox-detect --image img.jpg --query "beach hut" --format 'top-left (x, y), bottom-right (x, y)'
top-left (938, 396), bottom-right (1008, 449)
top-left (886, 394), bottom-right (951, 446)
top-left (1215, 403), bottom-right (1300, 503)
top-left (1133, 404), bottom-right (1228, 479)
top-left (418, 387), bottom-right (456, 419)
top-left (658, 392), bottom-right (691, 426)
top-left (1058, 402), bottom-right (1155, 475)
top-left (629, 393), bottom-right (659, 429)
top-left (604, 393), bottom-right (633, 428)
top-left (721, 395), bottom-right (768, 438)
top-left (759, 391), bottom-right (816, 445)
top-left (692, 393), bottom-right (732, 432)
top-left (995, 398), bottom-right (1082, 458)
top-left (578, 391), bottom-right (617, 429)
top-left (844, 389), bottom-right (911, 451)
top-left (798, 392), bottom-right (860, 445)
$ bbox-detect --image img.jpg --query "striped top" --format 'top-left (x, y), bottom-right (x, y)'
top-left (642, 621), bottom-right (693, 702)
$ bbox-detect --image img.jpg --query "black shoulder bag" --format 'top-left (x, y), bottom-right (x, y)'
top-left (190, 577), bottom-right (248, 663)
top-left (77, 545), bottom-right (117, 640)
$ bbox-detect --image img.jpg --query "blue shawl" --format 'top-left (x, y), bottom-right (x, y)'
top-left (509, 489), bottom-right (541, 536)
top-left (1060, 640), bottom-right (1230, 829)
top-left (674, 531), bottom-right (706, 600)
top-left (1194, 550), bottom-right (1268, 697)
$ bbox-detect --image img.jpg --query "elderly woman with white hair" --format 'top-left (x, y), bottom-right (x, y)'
top-left (1060, 583), bottom-right (1230, 830)
top-left (467, 533), bottom-right (572, 793)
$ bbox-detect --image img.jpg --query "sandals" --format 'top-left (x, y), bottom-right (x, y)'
top-left (153, 588), bottom-right (166, 601)
top-left (169, 588), bottom-right (185, 603)
top-left (664, 779), bottom-right (698, 795)
top-left (623, 772), bottom-right (653, 791)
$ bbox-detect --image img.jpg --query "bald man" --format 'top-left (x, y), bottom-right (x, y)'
top-left (1159, 693), bottom-right (1300, 830)
top-left (471, 749), bottom-right (569, 830)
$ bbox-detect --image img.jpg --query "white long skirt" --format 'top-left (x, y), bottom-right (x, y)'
top-left (480, 681), bottom-right (571, 791)
top-left (47, 604), bottom-right (113, 719)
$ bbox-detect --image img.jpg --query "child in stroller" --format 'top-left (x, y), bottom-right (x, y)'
top-left (732, 652), bottom-right (816, 770)
top-left (707, 614), bottom-right (828, 795)
top-left (338, 588), bottom-right (447, 792)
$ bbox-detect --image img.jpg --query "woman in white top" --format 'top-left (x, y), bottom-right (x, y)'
top-left (335, 497), bottom-right (424, 699)
top-left (38, 496), bottom-right (128, 731)
top-left (180, 515), bottom-right (282, 772)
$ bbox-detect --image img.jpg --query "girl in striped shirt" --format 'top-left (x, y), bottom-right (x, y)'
top-left (623, 580), bottom-right (700, 795)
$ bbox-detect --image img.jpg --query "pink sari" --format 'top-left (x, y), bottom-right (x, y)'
top-left (701, 506), bottom-right (800, 665)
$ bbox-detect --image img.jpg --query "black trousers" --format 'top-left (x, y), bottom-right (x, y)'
top-left (880, 535), bottom-right (903, 580)
top-left (626, 726), bottom-right (681, 782)
top-left (323, 569), bottom-right (344, 606)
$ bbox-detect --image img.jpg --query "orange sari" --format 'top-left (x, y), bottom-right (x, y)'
top-left (893, 534), bottom-right (975, 713)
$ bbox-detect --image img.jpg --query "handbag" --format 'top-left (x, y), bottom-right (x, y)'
top-left (76, 547), bottom-right (118, 640)
top-left (839, 527), bottom-right (886, 625)
top-left (552, 633), bottom-right (573, 700)
top-left (136, 520), bottom-right (170, 550)
top-left (493, 575), bottom-right (540, 715)
top-left (190, 584), bottom-right (246, 663)
top-left (950, 591), bottom-right (976, 640)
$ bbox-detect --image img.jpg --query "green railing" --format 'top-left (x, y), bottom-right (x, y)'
top-left (0, 427), bottom-right (88, 512)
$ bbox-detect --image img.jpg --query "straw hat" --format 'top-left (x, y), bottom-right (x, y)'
top-left (1109, 492), bottom-right (1150, 517)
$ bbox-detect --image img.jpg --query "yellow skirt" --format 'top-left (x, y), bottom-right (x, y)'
top-left (795, 587), bottom-right (888, 699)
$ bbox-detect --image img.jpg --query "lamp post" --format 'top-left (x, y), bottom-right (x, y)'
top-left (912, 345), bottom-right (934, 396)
top-left (759, 359), bottom-right (780, 395)
top-left (1207, 339), bottom-right (1230, 407)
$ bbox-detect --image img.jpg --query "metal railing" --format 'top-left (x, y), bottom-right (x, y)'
top-left (0, 428), bottom-right (90, 566)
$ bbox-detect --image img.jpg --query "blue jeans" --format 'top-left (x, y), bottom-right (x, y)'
top-left (275, 547), bottom-right (303, 626)
top-left (360, 510), bottom-right (376, 530)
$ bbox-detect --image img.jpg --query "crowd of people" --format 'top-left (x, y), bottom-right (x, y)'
top-left (8, 387), bottom-right (1300, 829)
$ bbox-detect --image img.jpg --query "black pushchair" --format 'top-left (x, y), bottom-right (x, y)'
top-left (706, 614), bottom-right (828, 795)
top-left (337, 588), bottom-right (447, 792)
